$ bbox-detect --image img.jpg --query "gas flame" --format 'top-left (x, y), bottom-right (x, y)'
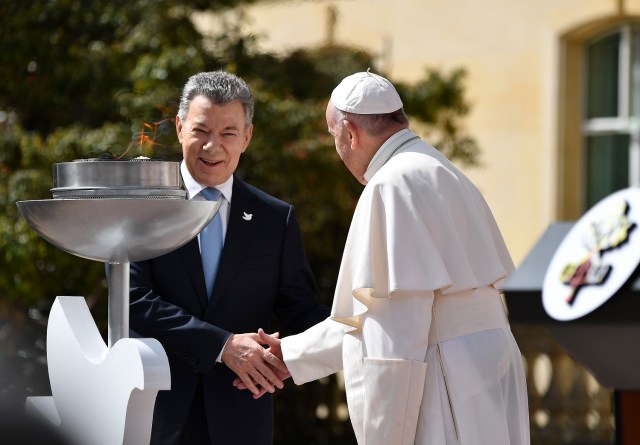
top-left (117, 118), bottom-right (173, 159)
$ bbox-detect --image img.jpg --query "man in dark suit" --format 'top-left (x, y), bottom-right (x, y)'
top-left (129, 70), bottom-right (328, 445)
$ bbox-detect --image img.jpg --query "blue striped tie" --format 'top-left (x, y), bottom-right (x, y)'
top-left (200, 188), bottom-right (223, 299)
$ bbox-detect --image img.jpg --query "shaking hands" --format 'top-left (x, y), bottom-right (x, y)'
top-left (229, 328), bottom-right (290, 399)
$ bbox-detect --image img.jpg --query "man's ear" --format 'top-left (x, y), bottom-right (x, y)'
top-left (343, 119), bottom-right (359, 149)
top-left (241, 124), bottom-right (253, 153)
top-left (175, 116), bottom-right (183, 144)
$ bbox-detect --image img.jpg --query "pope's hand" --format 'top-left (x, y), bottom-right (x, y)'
top-left (221, 330), bottom-right (287, 396)
top-left (259, 328), bottom-right (283, 361)
top-left (232, 328), bottom-right (290, 399)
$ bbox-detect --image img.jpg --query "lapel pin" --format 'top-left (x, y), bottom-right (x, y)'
top-left (242, 212), bottom-right (253, 221)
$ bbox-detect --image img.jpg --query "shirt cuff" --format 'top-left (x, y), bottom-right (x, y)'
top-left (217, 334), bottom-right (232, 363)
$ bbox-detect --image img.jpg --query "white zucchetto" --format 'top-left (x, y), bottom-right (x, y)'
top-left (330, 71), bottom-right (403, 114)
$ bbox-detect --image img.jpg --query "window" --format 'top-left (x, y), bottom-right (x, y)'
top-left (583, 25), bottom-right (640, 208)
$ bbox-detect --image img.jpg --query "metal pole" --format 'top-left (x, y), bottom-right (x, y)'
top-left (107, 262), bottom-right (130, 348)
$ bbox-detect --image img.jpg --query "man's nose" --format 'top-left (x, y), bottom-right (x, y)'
top-left (202, 135), bottom-right (218, 150)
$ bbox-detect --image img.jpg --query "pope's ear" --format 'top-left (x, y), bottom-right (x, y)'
top-left (343, 119), bottom-right (359, 149)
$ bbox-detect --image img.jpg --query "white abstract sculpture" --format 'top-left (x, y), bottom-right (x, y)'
top-left (26, 296), bottom-right (170, 445)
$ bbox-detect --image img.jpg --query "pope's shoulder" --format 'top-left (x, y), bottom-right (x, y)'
top-left (370, 140), bottom-right (455, 182)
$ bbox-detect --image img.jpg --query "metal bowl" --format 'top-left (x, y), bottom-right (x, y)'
top-left (16, 199), bottom-right (220, 263)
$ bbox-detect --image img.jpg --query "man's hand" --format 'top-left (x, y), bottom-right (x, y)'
top-left (232, 329), bottom-right (290, 399)
top-left (221, 331), bottom-right (288, 396)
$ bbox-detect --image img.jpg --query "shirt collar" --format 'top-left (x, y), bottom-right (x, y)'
top-left (180, 161), bottom-right (234, 204)
top-left (364, 128), bottom-right (416, 182)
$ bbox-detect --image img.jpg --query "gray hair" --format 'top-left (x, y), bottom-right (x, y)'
top-left (330, 105), bottom-right (409, 136)
top-left (177, 71), bottom-right (254, 127)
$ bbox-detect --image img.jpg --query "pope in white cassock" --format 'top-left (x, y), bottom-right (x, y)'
top-left (241, 71), bottom-right (531, 445)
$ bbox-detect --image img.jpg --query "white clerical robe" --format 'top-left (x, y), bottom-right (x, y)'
top-left (281, 129), bottom-right (530, 445)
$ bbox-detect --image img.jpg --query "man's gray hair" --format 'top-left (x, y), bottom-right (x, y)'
top-left (331, 105), bottom-right (409, 136)
top-left (178, 71), bottom-right (254, 127)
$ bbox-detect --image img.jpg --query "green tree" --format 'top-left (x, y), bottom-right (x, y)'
top-left (0, 1), bottom-right (479, 443)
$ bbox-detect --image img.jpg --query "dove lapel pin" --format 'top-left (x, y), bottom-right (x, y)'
top-left (242, 212), bottom-right (253, 221)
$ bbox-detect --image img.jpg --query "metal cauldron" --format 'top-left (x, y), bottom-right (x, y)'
top-left (17, 158), bottom-right (220, 346)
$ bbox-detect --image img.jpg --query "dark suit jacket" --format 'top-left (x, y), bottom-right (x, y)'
top-left (129, 176), bottom-right (328, 445)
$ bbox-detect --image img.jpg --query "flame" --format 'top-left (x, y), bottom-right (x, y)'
top-left (117, 118), bottom-right (173, 159)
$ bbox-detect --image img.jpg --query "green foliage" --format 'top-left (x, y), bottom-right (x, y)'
top-left (398, 68), bottom-right (481, 166)
top-left (0, 0), bottom-right (480, 441)
top-left (0, 0), bottom-right (210, 134)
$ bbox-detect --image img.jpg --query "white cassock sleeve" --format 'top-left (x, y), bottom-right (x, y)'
top-left (281, 317), bottom-right (346, 385)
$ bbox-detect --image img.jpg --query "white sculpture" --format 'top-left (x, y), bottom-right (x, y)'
top-left (27, 296), bottom-right (170, 445)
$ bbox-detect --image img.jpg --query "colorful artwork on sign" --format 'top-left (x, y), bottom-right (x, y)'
top-left (543, 188), bottom-right (640, 321)
top-left (559, 200), bottom-right (636, 306)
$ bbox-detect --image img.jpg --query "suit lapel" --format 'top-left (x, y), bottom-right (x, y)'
top-left (179, 237), bottom-right (210, 311)
top-left (207, 177), bottom-right (259, 313)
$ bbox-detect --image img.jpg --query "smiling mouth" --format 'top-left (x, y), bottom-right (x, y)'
top-left (201, 158), bottom-right (222, 167)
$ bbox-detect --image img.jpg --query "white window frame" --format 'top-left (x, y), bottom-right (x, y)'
top-left (582, 24), bottom-right (640, 188)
